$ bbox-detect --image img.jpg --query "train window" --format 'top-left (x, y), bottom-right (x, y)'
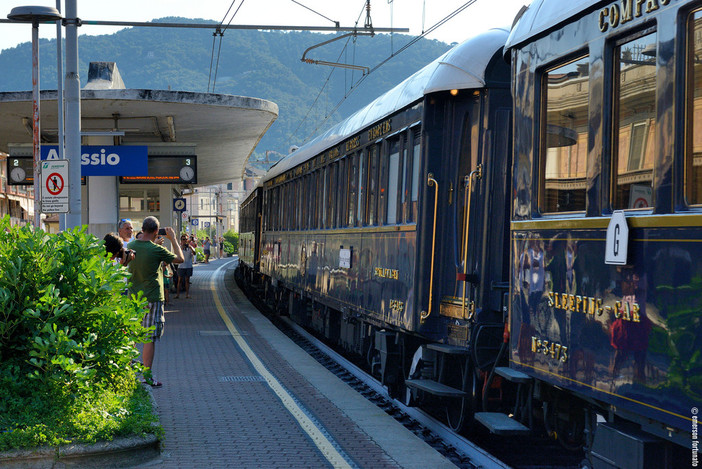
top-left (278, 185), bottom-right (284, 230)
top-left (280, 182), bottom-right (292, 231)
top-left (311, 173), bottom-right (317, 229)
top-left (411, 128), bottom-right (421, 222)
top-left (262, 190), bottom-right (268, 231)
top-left (322, 167), bottom-right (328, 228)
top-left (613, 32), bottom-right (656, 210)
top-left (301, 178), bottom-right (307, 229)
top-left (358, 152), bottom-right (365, 226)
top-left (329, 162), bottom-right (338, 228)
top-left (367, 144), bottom-right (379, 225)
top-left (270, 188), bottom-right (275, 230)
top-left (281, 184), bottom-right (286, 230)
top-left (348, 154), bottom-right (358, 226)
top-left (286, 182), bottom-right (293, 230)
top-left (401, 138), bottom-right (409, 223)
top-left (387, 138), bottom-right (400, 224)
top-left (378, 143), bottom-right (390, 224)
top-left (338, 158), bottom-right (348, 227)
top-left (297, 178), bottom-right (303, 230)
top-left (314, 169), bottom-right (324, 229)
top-left (541, 56), bottom-right (589, 213)
top-left (307, 176), bottom-right (312, 229)
top-left (687, 11), bottom-right (702, 205)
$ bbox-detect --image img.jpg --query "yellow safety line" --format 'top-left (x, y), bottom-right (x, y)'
top-left (210, 262), bottom-right (352, 469)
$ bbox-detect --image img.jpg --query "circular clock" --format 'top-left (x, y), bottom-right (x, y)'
top-left (174, 199), bottom-right (186, 211)
top-left (10, 167), bottom-right (26, 183)
top-left (179, 166), bottom-right (195, 182)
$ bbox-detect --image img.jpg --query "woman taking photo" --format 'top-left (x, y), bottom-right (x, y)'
top-left (175, 234), bottom-right (195, 299)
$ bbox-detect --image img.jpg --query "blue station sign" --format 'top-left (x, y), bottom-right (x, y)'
top-left (41, 145), bottom-right (148, 176)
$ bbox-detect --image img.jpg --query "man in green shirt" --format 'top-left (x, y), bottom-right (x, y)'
top-left (128, 216), bottom-right (184, 387)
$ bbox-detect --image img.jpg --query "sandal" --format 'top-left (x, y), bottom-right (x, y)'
top-left (143, 377), bottom-right (162, 388)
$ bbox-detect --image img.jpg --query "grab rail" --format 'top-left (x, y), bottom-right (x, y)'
top-left (421, 173), bottom-right (439, 323)
top-left (462, 164), bottom-right (482, 320)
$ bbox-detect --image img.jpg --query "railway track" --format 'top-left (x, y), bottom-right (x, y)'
top-left (233, 274), bottom-right (583, 469)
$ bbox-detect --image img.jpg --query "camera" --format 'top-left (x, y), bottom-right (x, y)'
top-left (158, 228), bottom-right (167, 235)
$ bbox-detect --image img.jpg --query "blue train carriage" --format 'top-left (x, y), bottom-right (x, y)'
top-left (506, 0), bottom-right (699, 465)
top-left (238, 186), bottom-right (262, 281)
top-left (257, 28), bottom-right (513, 426)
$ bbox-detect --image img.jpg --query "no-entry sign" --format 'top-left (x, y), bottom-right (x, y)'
top-left (41, 160), bottom-right (69, 213)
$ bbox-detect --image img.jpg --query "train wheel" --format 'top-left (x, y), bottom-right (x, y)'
top-left (548, 391), bottom-right (586, 451)
top-left (444, 356), bottom-right (473, 432)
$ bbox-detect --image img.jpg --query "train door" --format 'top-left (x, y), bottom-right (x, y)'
top-left (431, 91), bottom-right (482, 331)
top-left (413, 91), bottom-right (483, 430)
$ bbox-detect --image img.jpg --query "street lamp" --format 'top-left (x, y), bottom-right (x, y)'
top-left (7, 6), bottom-right (63, 228)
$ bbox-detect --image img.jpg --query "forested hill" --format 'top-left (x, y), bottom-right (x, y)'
top-left (0, 17), bottom-right (451, 160)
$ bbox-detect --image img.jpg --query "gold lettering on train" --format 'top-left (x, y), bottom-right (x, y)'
top-left (345, 136), bottom-right (360, 152)
top-left (599, 0), bottom-right (670, 32)
top-left (389, 300), bottom-right (405, 314)
top-left (368, 119), bottom-right (392, 140)
top-left (621, 0), bottom-right (634, 23)
top-left (547, 291), bottom-right (640, 322)
top-left (531, 336), bottom-right (568, 363)
top-left (374, 267), bottom-right (399, 280)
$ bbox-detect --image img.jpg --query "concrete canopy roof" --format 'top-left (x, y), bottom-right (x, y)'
top-left (0, 89), bottom-right (278, 186)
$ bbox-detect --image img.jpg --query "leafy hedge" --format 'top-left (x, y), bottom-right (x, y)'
top-left (0, 216), bottom-right (158, 450)
top-left (223, 230), bottom-right (238, 254)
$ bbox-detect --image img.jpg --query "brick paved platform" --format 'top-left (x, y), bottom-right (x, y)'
top-left (136, 258), bottom-right (456, 469)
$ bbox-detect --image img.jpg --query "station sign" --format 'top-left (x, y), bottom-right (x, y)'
top-left (6, 157), bottom-right (34, 185)
top-left (41, 145), bottom-right (148, 176)
top-left (120, 156), bottom-right (197, 184)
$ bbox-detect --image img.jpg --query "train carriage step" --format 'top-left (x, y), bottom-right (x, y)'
top-left (405, 379), bottom-right (468, 397)
top-left (426, 344), bottom-right (469, 355)
top-left (474, 412), bottom-right (531, 435)
top-left (494, 367), bottom-right (532, 384)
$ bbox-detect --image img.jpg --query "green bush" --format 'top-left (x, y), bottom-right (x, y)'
top-left (223, 241), bottom-right (234, 256)
top-left (194, 247), bottom-right (205, 262)
top-left (223, 230), bottom-right (238, 254)
top-left (0, 216), bottom-right (157, 450)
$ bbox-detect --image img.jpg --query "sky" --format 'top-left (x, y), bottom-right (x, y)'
top-left (0, 0), bottom-right (529, 52)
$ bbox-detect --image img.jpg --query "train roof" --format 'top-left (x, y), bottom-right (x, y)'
top-left (264, 27), bottom-right (509, 183)
top-left (506, 0), bottom-right (603, 50)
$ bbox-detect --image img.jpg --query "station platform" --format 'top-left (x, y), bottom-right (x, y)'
top-left (137, 257), bottom-right (457, 469)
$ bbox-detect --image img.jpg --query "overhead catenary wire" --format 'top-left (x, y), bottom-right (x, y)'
top-left (291, 1), bottom-right (368, 142)
top-left (288, 35), bottom-right (354, 141)
top-left (290, 0), bottom-right (339, 27)
top-left (208, 0), bottom-right (247, 92)
top-left (302, 0), bottom-right (478, 143)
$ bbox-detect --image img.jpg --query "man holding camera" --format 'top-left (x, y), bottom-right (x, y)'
top-left (127, 216), bottom-right (184, 387)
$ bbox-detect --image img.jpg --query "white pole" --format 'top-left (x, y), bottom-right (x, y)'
top-left (64, 0), bottom-right (81, 229)
top-left (56, 0), bottom-right (65, 231)
top-left (31, 21), bottom-right (41, 228)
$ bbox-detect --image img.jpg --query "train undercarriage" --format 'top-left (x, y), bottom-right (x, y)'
top-left (235, 265), bottom-right (591, 449)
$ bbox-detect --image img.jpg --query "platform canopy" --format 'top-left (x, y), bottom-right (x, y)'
top-left (0, 88), bottom-right (278, 186)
